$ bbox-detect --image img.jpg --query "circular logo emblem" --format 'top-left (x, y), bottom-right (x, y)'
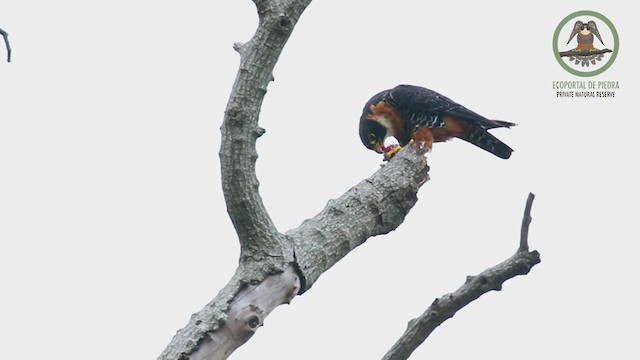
top-left (552, 10), bottom-right (619, 77)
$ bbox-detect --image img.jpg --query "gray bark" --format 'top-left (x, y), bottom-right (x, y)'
top-left (158, 144), bottom-right (430, 360)
top-left (288, 148), bottom-right (429, 290)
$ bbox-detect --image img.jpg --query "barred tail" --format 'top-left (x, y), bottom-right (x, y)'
top-left (459, 127), bottom-right (513, 159)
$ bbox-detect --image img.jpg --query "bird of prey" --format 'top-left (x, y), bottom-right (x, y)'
top-left (566, 20), bottom-right (604, 51)
top-left (359, 85), bottom-right (514, 159)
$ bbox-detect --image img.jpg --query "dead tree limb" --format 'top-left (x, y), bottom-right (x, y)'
top-left (0, 28), bottom-right (10, 63)
top-left (158, 0), bottom-right (536, 358)
top-left (382, 193), bottom-right (540, 360)
top-left (158, 144), bottom-right (429, 360)
top-left (157, 0), bottom-right (429, 358)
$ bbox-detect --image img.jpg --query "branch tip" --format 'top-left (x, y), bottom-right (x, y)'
top-left (382, 194), bottom-right (540, 360)
top-left (519, 192), bottom-right (535, 252)
top-left (0, 28), bottom-right (10, 63)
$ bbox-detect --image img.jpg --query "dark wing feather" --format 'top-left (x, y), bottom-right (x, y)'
top-left (387, 85), bottom-right (451, 130)
top-left (566, 20), bottom-right (583, 45)
top-left (588, 20), bottom-right (605, 46)
top-left (444, 104), bottom-right (515, 129)
top-left (388, 85), bottom-right (512, 131)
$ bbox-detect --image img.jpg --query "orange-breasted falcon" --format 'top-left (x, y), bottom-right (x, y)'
top-left (359, 85), bottom-right (514, 159)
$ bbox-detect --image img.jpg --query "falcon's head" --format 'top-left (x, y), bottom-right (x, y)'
top-left (359, 116), bottom-right (387, 153)
top-left (359, 90), bottom-right (392, 153)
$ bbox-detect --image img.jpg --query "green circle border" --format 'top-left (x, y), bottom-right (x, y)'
top-left (552, 10), bottom-right (619, 77)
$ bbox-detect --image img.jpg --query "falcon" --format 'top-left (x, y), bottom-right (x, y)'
top-left (359, 85), bottom-right (514, 159)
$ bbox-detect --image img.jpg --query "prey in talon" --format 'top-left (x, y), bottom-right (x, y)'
top-left (380, 144), bottom-right (399, 161)
top-left (359, 85), bottom-right (515, 160)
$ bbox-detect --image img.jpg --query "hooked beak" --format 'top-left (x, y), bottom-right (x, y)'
top-left (373, 142), bottom-right (384, 153)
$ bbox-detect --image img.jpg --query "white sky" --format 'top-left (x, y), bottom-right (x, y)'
top-left (1, 1), bottom-right (638, 359)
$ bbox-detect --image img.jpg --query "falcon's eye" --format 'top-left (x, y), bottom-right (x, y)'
top-left (368, 133), bottom-right (377, 144)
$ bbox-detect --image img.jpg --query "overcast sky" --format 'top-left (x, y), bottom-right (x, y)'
top-left (1, 1), bottom-right (638, 359)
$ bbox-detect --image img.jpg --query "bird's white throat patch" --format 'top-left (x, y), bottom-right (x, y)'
top-left (375, 115), bottom-right (395, 137)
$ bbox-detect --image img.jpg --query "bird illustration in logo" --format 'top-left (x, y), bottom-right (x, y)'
top-left (560, 19), bottom-right (611, 67)
top-left (566, 20), bottom-right (604, 52)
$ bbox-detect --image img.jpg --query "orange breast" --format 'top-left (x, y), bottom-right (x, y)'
top-left (367, 100), bottom-right (404, 137)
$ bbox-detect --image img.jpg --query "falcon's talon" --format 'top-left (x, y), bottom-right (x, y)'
top-left (383, 145), bottom-right (402, 160)
top-left (380, 144), bottom-right (399, 152)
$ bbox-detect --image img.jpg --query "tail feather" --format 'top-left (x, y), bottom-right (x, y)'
top-left (484, 120), bottom-right (516, 130)
top-left (459, 127), bottom-right (513, 159)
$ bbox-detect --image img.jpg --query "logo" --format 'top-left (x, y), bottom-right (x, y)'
top-left (553, 10), bottom-right (619, 77)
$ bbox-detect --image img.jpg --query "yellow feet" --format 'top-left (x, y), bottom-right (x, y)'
top-left (383, 140), bottom-right (414, 161)
top-left (384, 145), bottom-right (401, 160)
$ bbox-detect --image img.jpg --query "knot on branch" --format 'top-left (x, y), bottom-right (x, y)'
top-left (224, 105), bottom-right (245, 127)
top-left (233, 42), bottom-right (245, 54)
top-left (238, 306), bottom-right (263, 334)
top-left (274, 14), bottom-right (293, 33)
top-left (253, 127), bottom-right (266, 138)
top-left (514, 250), bottom-right (541, 273)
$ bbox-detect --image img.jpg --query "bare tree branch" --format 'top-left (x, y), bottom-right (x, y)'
top-left (382, 193), bottom-right (540, 360)
top-left (188, 265), bottom-right (301, 360)
top-left (158, 146), bottom-right (429, 360)
top-left (159, 2), bottom-right (313, 358)
top-left (0, 28), bottom-right (11, 63)
top-left (519, 192), bottom-right (534, 252)
top-left (159, 0), bottom-right (534, 358)
top-left (288, 144), bottom-right (429, 291)
top-left (158, 0), bottom-right (430, 358)
top-left (220, 0), bottom-right (311, 270)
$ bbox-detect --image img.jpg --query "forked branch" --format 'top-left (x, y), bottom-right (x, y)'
top-left (159, 0), bottom-right (534, 358)
top-left (382, 193), bottom-right (540, 360)
top-left (159, 1), bottom-right (430, 358)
